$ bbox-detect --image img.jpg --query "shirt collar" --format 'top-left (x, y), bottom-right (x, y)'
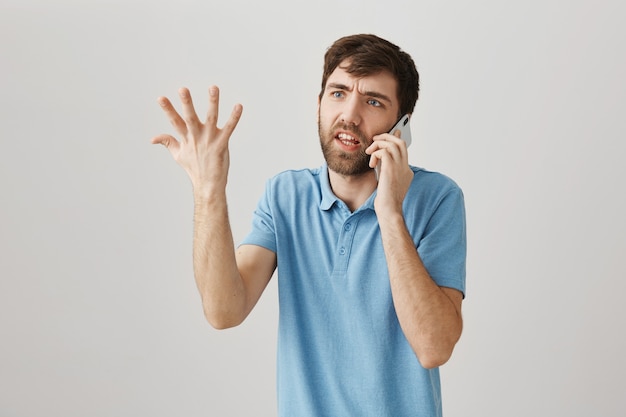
top-left (319, 162), bottom-right (377, 212)
top-left (320, 162), bottom-right (337, 211)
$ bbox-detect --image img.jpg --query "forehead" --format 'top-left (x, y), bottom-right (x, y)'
top-left (326, 64), bottom-right (399, 103)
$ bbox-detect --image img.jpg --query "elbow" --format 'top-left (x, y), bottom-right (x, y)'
top-left (415, 322), bottom-right (463, 369)
top-left (203, 304), bottom-right (245, 330)
top-left (206, 317), bottom-right (240, 330)
top-left (417, 349), bottom-right (453, 369)
top-left (413, 334), bottom-right (461, 369)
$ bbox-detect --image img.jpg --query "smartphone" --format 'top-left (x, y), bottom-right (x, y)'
top-left (389, 114), bottom-right (412, 147)
top-left (374, 114), bottom-right (412, 180)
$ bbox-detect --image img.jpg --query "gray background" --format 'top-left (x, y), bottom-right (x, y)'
top-left (1, 0), bottom-right (624, 416)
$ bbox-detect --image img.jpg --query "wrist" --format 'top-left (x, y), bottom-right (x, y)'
top-left (376, 209), bottom-right (405, 230)
top-left (192, 182), bottom-right (227, 204)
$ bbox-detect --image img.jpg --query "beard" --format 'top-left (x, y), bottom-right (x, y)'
top-left (318, 119), bottom-right (372, 176)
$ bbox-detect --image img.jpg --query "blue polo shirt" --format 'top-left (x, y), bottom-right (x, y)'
top-left (241, 163), bottom-right (466, 417)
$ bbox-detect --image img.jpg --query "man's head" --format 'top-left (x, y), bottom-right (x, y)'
top-left (317, 34), bottom-right (419, 176)
top-left (319, 34), bottom-right (419, 118)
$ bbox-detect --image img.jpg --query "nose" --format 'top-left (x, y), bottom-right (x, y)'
top-left (340, 95), bottom-right (362, 126)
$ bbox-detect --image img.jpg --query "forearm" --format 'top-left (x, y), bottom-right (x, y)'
top-left (193, 189), bottom-right (247, 329)
top-left (379, 213), bottom-right (463, 368)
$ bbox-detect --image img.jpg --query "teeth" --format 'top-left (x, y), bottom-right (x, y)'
top-left (338, 133), bottom-right (356, 142)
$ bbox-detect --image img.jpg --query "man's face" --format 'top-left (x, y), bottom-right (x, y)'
top-left (318, 62), bottom-right (400, 176)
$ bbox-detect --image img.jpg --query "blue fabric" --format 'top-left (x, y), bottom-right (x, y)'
top-left (241, 162), bottom-right (466, 417)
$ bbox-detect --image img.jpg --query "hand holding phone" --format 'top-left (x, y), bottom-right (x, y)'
top-left (374, 114), bottom-right (412, 180)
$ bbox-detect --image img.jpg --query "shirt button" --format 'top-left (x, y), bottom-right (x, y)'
top-left (339, 247), bottom-right (346, 255)
top-left (344, 223), bottom-right (352, 231)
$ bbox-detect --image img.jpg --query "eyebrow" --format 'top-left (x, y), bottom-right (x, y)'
top-left (326, 82), bottom-right (393, 104)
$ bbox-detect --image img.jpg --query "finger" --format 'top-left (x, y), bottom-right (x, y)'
top-left (373, 132), bottom-right (402, 143)
top-left (365, 141), bottom-right (378, 155)
top-left (390, 130), bottom-right (409, 152)
top-left (151, 134), bottom-right (181, 153)
top-left (220, 103), bottom-right (244, 138)
top-left (205, 85), bottom-right (220, 128)
top-left (368, 143), bottom-right (401, 167)
top-left (157, 96), bottom-right (187, 136)
top-left (366, 135), bottom-right (388, 154)
top-left (370, 134), bottom-right (406, 155)
top-left (178, 87), bottom-right (201, 131)
top-left (382, 142), bottom-right (404, 163)
top-left (369, 152), bottom-right (380, 169)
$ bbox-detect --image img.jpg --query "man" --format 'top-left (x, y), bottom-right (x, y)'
top-left (152, 34), bottom-right (466, 417)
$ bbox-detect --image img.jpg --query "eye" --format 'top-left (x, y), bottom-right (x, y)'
top-left (331, 91), bottom-right (345, 99)
top-left (367, 98), bottom-right (382, 107)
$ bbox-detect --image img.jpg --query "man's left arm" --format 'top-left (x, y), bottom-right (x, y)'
top-left (367, 133), bottom-right (464, 369)
top-left (378, 212), bottom-right (463, 369)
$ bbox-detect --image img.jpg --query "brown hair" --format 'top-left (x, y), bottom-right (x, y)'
top-left (319, 34), bottom-right (420, 116)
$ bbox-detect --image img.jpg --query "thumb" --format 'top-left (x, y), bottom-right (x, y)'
top-left (151, 134), bottom-right (180, 153)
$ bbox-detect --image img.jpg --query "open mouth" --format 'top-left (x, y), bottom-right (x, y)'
top-left (335, 132), bottom-right (360, 148)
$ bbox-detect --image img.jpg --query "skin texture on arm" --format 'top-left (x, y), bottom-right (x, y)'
top-left (367, 132), bottom-right (463, 369)
top-left (152, 86), bottom-right (276, 329)
top-left (193, 194), bottom-right (276, 329)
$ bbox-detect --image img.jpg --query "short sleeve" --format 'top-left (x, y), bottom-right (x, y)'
top-left (417, 187), bottom-right (467, 297)
top-left (239, 178), bottom-right (278, 253)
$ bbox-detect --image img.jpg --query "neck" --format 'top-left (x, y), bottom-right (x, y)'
top-left (328, 168), bottom-right (378, 212)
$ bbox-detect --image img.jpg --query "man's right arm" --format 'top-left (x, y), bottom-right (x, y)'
top-left (152, 86), bottom-right (275, 329)
top-left (193, 190), bottom-right (276, 329)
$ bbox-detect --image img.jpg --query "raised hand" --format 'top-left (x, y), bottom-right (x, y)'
top-left (151, 86), bottom-right (243, 194)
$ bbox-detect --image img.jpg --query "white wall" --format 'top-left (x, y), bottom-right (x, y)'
top-left (1, 1), bottom-right (624, 416)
